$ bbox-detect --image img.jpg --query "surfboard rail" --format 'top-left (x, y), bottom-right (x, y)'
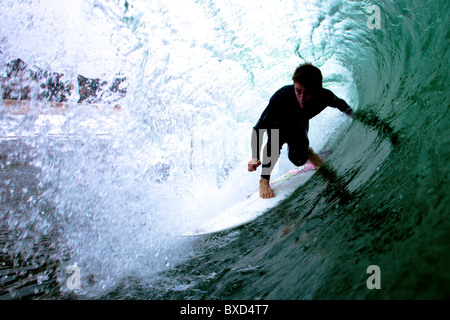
top-left (179, 163), bottom-right (318, 237)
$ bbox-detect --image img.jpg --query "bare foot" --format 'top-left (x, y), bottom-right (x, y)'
top-left (259, 178), bottom-right (275, 199)
top-left (308, 147), bottom-right (324, 169)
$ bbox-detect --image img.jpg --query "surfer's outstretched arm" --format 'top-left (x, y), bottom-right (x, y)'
top-left (332, 95), bottom-right (354, 117)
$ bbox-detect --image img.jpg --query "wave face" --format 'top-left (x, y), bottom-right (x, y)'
top-left (0, 0), bottom-right (448, 299)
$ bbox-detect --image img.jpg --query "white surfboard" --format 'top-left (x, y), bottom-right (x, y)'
top-left (180, 162), bottom-right (317, 237)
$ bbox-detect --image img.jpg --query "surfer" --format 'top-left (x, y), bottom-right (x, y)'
top-left (248, 63), bottom-right (354, 199)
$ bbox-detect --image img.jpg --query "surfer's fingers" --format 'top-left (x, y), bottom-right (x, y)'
top-left (248, 160), bottom-right (261, 171)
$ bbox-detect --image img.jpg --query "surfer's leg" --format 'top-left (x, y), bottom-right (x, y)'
top-left (288, 145), bottom-right (310, 167)
top-left (287, 130), bottom-right (310, 167)
top-left (288, 145), bottom-right (324, 169)
top-left (259, 142), bottom-right (279, 198)
top-left (260, 143), bottom-right (281, 180)
top-left (260, 131), bottom-right (283, 198)
top-left (260, 129), bottom-right (283, 181)
top-left (259, 177), bottom-right (275, 199)
top-left (286, 126), bottom-right (324, 169)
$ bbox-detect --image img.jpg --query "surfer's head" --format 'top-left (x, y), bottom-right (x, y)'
top-left (292, 63), bottom-right (323, 91)
top-left (292, 63), bottom-right (322, 108)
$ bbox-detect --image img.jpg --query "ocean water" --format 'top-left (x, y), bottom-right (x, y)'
top-left (0, 0), bottom-right (448, 300)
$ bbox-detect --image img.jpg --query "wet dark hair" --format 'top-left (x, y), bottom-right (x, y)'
top-left (292, 63), bottom-right (323, 92)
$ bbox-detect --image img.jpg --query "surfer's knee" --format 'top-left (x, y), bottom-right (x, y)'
top-left (288, 147), bottom-right (310, 166)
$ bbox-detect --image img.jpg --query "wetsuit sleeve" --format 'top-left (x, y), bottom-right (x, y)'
top-left (330, 93), bottom-right (354, 117)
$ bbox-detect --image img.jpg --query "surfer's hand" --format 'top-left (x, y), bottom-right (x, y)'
top-left (248, 159), bottom-right (261, 172)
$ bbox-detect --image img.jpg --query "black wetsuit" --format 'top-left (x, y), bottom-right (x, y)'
top-left (251, 85), bottom-right (353, 180)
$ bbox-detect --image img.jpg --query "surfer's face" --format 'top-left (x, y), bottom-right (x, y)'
top-left (294, 82), bottom-right (315, 108)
